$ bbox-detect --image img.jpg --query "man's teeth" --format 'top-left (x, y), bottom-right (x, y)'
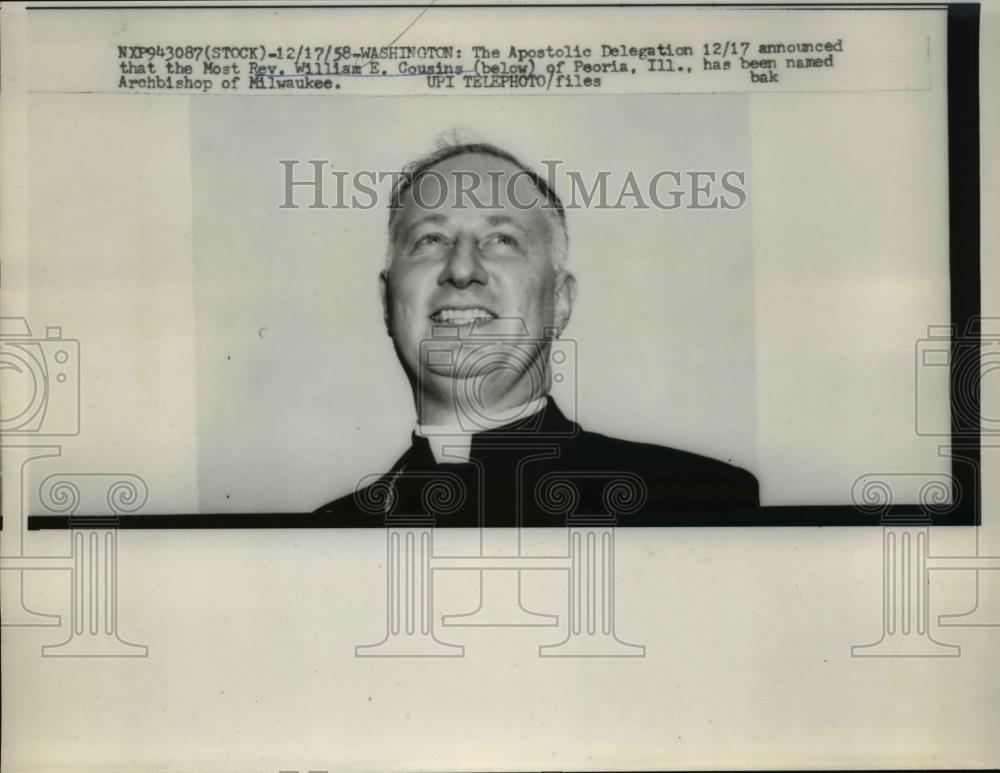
top-left (432, 308), bottom-right (495, 323)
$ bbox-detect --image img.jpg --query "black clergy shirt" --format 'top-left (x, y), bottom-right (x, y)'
top-left (315, 397), bottom-right (759, 526)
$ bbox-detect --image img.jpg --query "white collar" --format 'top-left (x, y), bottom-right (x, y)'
top-left (416, 397), bottom-right (548, 463)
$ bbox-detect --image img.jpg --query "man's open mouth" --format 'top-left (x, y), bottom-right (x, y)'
top-left (429, 307), bottom-right (498, 324)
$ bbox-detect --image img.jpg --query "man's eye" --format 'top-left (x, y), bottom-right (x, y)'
top-left (484, 233), bottom-right (519, 248)
top-left (413, 233), bottom-right (448, 249)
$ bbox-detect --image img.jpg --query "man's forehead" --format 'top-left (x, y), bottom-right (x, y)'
top-left (404, 212), bottom-right (529, 230)
top-left (396, 152), bottom-right (549, 218)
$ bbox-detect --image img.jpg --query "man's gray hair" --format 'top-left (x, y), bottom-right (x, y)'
top-left (384, 140), bottom-right (569, 272)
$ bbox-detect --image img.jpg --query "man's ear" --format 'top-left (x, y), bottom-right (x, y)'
top-left (379, 269), bottom-right (391, 331)
top-left (553, 271), bottom-right (577, 336)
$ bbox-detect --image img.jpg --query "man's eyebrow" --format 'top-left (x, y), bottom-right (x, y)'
top-left (485, 215), bottom-right (527, 232)
top-left (408, 213), bottom-right (448, 228)
top-left (396, 213), bottom-right (447, 240)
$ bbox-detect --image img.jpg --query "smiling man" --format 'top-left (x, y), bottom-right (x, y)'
top-left (316, 141), bottom-right (759, 523)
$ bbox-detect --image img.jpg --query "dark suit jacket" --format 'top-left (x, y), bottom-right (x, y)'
top-left (316, 397), bottom-right (759, 526)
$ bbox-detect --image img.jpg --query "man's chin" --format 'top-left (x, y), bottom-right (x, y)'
top-left (419, 365), bottom-right (515, 383)
top-left (419, 366), bottom-right (544, 398)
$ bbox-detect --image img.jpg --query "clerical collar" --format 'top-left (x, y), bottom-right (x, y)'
top-left (416, 397), bottom-right (549, 463)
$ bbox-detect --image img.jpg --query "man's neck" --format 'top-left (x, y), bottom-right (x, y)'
top-left (416, 381), bottom-right (548, 427)
top-left (417, 394), bottom-right (548, 432)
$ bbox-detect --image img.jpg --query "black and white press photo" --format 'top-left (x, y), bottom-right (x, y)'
top-left (1, 1), bottom-right (995, 771)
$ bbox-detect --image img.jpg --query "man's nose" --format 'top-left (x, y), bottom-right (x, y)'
top-left (437, 235), bottom-right (488, 288)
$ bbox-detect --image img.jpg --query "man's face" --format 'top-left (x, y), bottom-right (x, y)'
top-left (381, 153), bottom-right (575, 402)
